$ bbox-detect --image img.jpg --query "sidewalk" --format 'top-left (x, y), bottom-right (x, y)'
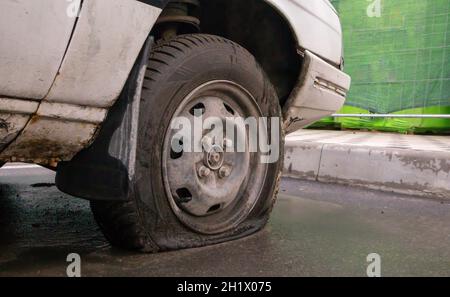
top-left (284, 130), bottom-right (450, 199)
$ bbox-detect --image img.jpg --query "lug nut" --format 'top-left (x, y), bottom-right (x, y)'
top-left (218, 166), bottom-right (232, 179)
top-left (198, 166), bottom-right (211, 178)
top-left (212, 153), bottom-right (221, 162)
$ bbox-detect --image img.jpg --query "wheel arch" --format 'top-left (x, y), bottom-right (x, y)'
top-left (155, 0), bottom-right (303, 106)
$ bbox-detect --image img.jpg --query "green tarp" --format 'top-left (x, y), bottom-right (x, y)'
top-left (315, 0), bottom-right (450, 133)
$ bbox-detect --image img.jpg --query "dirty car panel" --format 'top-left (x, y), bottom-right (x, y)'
top-left (0, 0), bottom-right (162, 164)
top-left (0, 0), bottom-right (77, 99)
top-left (0, 0), bottom-right (348, 165)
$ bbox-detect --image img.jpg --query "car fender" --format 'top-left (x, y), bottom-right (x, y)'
top-left (264, 0), bottom-right (343, 66)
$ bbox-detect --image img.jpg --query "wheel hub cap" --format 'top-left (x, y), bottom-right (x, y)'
top-left (205, 144), bottom-right (224, 170)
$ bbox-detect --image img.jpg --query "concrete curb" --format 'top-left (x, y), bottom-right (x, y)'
top-left (284, 140), bottom-right (450, 199)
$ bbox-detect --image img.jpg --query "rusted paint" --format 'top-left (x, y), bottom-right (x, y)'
top-left (0, 114), bottom-right (32, 152)
top-left (0, 116), bottom-right (98, 165)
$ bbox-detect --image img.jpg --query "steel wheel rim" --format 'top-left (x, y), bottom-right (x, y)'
top-left (162, 80), bottom-right (268, 234)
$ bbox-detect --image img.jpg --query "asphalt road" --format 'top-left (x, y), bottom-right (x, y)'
top-left (0, 164), bottom-right (449, 277)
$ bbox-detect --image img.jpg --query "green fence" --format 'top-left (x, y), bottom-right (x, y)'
top-left (315, 0), bottom-right (450, 134)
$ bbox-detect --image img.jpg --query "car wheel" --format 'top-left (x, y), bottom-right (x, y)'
top-left (90, 34), bottom-right (284, 252)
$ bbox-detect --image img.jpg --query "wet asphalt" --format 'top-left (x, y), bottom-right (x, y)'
top-left (0, 165), bottom-right (449, 277)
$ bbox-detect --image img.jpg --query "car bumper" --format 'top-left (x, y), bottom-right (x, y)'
top-left (283, 50), bottom-right (351, 134)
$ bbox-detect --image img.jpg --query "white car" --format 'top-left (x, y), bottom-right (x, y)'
top-left (0, 0), bottom-right (350, 252)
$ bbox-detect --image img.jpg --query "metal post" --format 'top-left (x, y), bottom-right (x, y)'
top-left (331, 114), bottom-right (450, 119)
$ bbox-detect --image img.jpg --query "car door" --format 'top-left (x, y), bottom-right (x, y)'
top-left (0, 0), bottom-right (77, 150)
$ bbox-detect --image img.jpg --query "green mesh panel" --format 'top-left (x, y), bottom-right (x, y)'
top-left (316, 0), bottom-right (450, 133)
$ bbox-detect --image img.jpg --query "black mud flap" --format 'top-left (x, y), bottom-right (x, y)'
top-left (55, 37), bottom-right (153, 201)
